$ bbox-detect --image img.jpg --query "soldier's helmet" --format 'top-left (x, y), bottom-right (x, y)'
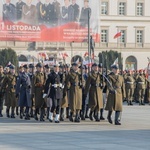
top-left (92, 63), bottom-right (98, 67)
top-left (98, 63), bottom-right (103, 68)
top-left (72, 62), bottom-right (78, 66)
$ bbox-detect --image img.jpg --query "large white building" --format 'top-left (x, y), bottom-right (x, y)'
top-left (0, 0), bottom-right (150, 70)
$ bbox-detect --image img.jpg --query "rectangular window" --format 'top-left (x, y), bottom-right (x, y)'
top-left (136, 30), bottom-right (143, 43)
top-left (101, 30), bottom-right (108, 43)
top-left (119, 2), bottom-right (126, 15)
top-left (119, 30), bottom-right (126, 43)
top-left (101, 2), bottom-right (108, 15)
top-left (137, 3), bottom-right (143, 16)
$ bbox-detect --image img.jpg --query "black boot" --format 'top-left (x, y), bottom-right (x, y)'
top-left (74, 111), bottom-right (80, 123)
top-left (16, 107), bottom-right (19, 116)
top-left (95, 112), bottom-right (100, 122)
top-left (89, 111), bottom-right (94, 121)
top-left (0, 109), bottom-right (3, 117)
top-left (66, 107), bottom-right (70, 118)
top-left (20, 107), bottom-right (23, 119)
top-left (11, 108), bottom-right (15, 118)
top-left (30, 108), bottom-right (34, 118)
top-left (40, 109), bottom-right (45, 122)
top-left (60, 108), bottom-right (65, 121)
top-left (69, 112), bottom-right (73, 122)
top-left (115, 111), bottom-right (121, 125)
top-left (34, 109), bottom-right (38, 121)
top-left (141, 100), bottom-right (145, 105)
top-left (107, 111), bottom-right (113, 124)
top-left (85, 105), bottom-right (89, 118)
top-left (25, 107), bottom-right (30, 120)
top-left (100, 109), bottom-right (105, 120)
top-left (47, 107), bottom-right (50, 119)
top-left (6, 107), bottom-right (10, 118)
top-left (81, 108), bottom-right (86, 120)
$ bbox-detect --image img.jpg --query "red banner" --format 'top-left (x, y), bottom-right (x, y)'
top-left (0, 0), bottom-right (100, 42)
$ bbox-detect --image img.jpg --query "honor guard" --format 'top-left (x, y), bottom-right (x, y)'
top-left (16, 64), bottom-right (32, 120)
top-left (79, 0), bottom-right (91, 27)
top-left (2, 65), bottom-right (17, 118)
top-left (63, 63), bottom-right (85, 123)
top-left (32, 63), bottom-right (46, 121)
top-left (136, 70), bottom-right (147, 105)
top-left (16, 0), bottom-right (25, 21)
top-left (105, 65), bottom-right (126, 125)
top-left (124, 70), bottom-right (135, 105)
top-left (0, 66), bottom-right (5, 117)
top-left (44, 64), bottom-right (64, 123)
top-left (84, 63), bottom-right (104, 122)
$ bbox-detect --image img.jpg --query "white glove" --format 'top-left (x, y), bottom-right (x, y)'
top-left (43, 93), bottom-right (47, 98)
top-left (54, 84), bottom-right (57, 88)
top-left (59, 83), bottom-right (63, 88)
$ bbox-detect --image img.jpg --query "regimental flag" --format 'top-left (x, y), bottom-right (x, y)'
top-left (114, 32), bottom-right (122, 39)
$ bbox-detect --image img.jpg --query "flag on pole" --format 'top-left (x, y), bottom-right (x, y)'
top-left (114, 32), bottom-right (121, 39)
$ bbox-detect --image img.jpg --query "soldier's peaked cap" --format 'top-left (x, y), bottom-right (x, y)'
top-left (44, 64), bottom-right (50, 69)
top-left (36, 63), bottom-right (43, 68)
top-left (92, 63), bottom-right (98, 67)
top-left (29, 64), bottom-right (34, 68)
top-left (111, 64), bottom-right (119, 69)
top-left (72, 62), bottom-right (78, 66)
top-left (9, 65), bottom-right (15, 69)
top-left (23, 64), bottom-right (28, 69)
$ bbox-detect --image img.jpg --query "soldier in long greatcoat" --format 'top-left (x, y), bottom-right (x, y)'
top-left (2, 65), bottom-right (17, 118)
top-left (63, 63), bottom-right (85, 123)
top-left (105, 65), bottom-right (126, 125)
top-left (32, 63), bottom-right (46, 121)
top-left (16, 64), bottom-right (32, 120)
top-left (84, 63), bottom-right (104, 122)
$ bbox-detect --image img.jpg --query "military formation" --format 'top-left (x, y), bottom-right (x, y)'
top-left (0, 62), bottom-right (149, 126)
top-left (3, 0), bottom-right (91, 27)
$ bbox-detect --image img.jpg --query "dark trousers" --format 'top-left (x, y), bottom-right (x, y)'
top-left (51, 99), bottom-right (60, 114)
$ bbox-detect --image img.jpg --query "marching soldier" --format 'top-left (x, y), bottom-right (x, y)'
top-left (3, 0), bottom-right (16, 22)
top-left (52, 0), bottom-right (61, 26)
top-left (124, 70), bottom-right (135, 105)
top-left (84, 63), bottom-right (104, 122)
top-left (79, 0), bottom-right (91, 27)
top-left (32, 63), bottom-right (46, 121)
top-left (2, 65), bottom-right (17, 118)
top-left (22, 0), bottom-right (37, 25)
top-left (136, 70), bottom-right (147, 105)
top-left (16, 64), bottom-right (32, 120)
top-left (28, 64), bottom-right (35, 117)
top-left (147, 80), bottom-right (150, 105)
top-left (105, 65), bottom-right (126, 125)
top-left (44, 64), bottom-right (64, 123)
top-left (63, 63), bottom-right (85, 123)
top-left (0, 66), bottom-right (5, 117)
top-left (71, 0), bottom-right (80, 22)
top-left (61, 0), bottom-right (74, 24)
top-left (16, 0), bottom-right (25, 21)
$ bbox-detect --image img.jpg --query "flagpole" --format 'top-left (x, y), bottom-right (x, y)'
top-left (88, 9), bottom-right (91, 72)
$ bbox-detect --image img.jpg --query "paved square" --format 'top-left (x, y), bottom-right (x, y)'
top-left (0, 105), bottom-right (150, 150)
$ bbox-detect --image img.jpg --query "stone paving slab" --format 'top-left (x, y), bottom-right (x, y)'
top-left (0, 105), bottom-right (150, 150)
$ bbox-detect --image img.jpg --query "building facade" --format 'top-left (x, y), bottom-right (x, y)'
top-left (0, 0), bottom-right (150, 70)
